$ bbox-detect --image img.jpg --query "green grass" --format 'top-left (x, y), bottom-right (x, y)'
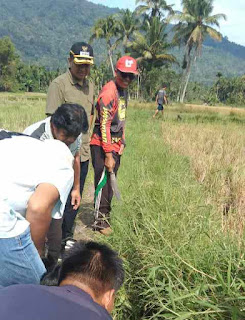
top-left (0, 93), bottom-right (45, 131)
top-left (0, 94), bottom-right (244, 319)
top-left (105, 108), bottom-right (245, 319)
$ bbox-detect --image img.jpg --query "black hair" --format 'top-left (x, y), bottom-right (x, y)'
top-left (58, 241), bottom-right (124, 297)
top-left (41, 264), bottom-right (61, 286)
top-left (51, 103), bottom-right (88, 138)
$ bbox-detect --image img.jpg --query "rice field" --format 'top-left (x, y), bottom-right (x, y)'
top-left (0, 93), bottom-right (244, 319)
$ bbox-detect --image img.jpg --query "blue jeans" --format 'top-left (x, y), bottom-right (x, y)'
top-left (0, 227), bottom-right (46, 287)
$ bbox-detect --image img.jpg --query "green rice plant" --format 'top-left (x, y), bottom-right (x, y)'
top-left (104, 108), bottom-right (245, 319)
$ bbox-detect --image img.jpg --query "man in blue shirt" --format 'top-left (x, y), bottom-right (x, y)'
top-left (0, 240), bottom-right (124, 320)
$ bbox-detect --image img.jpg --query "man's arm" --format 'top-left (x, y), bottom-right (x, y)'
top-left (26, 183), bottom-right (60, 256)
top-left (46, 81), bottom-right (64, 116)
top-left (164, 95), bottom-right (168, 105)
top-left (156, 93), bottom-right (159, 104)
top-left (118, 126), bottom-right (126, 156)
top-left (98, 97), bottom-right (115, 172)
top-left (71, 151), bottom-right (81, 210)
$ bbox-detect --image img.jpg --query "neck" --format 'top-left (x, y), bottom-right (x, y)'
top-left (115, 79), bottom-right (125, 93)
top-left (59, 278), bottom-right (100, 304)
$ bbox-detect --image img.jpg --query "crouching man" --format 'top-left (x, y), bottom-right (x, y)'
top-left (0, 240), bottom-right (124, 320)
top-left (0, 130), bottom-right (74, 286)
top-left (24, 103), bottom-right (88, 262)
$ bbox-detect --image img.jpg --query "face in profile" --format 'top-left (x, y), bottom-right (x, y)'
top-left (52, 126), bottom-right (76, 146)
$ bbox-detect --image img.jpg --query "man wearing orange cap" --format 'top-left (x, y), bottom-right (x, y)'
top-left (90, 56), bottom-right (138, 235)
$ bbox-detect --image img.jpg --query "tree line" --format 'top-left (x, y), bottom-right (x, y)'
top-left (90, 0), bottom-right (227, 102)
top-left (0, 0), bottom-right (244, 106)
top-left (0, 37), bottom-right (60, 92)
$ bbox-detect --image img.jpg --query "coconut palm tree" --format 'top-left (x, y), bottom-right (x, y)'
top-left (128, 17), bottom-right (176, 98)
top-left (128, 17), bottom-right (176, 69)
top-left (170, 0), bottom-right (226, 102)
top-left (135, 0), bottom-right (174, 19)
top-left (114, 9), bottom-right (140, 54)
top-left (90, 16), bottom-right (119, 76)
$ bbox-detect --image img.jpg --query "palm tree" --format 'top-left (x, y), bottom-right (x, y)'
top-left (135, 0), bottom-right (174, 19)
top-left (128, 17), bottom-right (177, 98)
top-left (128, 17), bottom-right (176, 69)
top-left (114, 9), bottom-right (140, 54)
top-left (90, 16), bottom-right (119, 76)
top-left (170, 0), bottom-right (226, 102)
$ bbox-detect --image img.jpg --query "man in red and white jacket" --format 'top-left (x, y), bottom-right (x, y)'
top-left (90, 56), bottom-right (138, 235)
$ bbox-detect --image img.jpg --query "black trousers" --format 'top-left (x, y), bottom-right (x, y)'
top-left (47, 160), bottom-right (89, 262)
top-left (62, 160), bottom-right (89, 240)
top-left (91, 145), bottom-right (120, 227)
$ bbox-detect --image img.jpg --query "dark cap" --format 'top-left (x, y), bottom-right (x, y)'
top-left (70, 42), bottom-right (94, 65)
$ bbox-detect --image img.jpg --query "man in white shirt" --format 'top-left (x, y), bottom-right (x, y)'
top-left (0, 130), bottom-right (74, 287)
top-left (24, 103), bottom-right (88, 262)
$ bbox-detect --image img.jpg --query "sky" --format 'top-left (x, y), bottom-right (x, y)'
top-left (89, 0), bottom-right (245, 47)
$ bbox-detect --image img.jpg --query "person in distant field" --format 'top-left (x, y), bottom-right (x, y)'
top-left (153, 84), bottom-right (168, 118)
top-left (24, 103), bottom-right (88, 263)
top-left (90, 56), bottom-right (138, 235)
top-left (0, 130), bottom-right (74, 287)
top-left (0, 240), bottom-right (124, 320)
top-left (45, 42), bottom-right (94, 246)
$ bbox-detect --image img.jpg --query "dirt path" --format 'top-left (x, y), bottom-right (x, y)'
top-left (73, 183), bottom-right (95, 241)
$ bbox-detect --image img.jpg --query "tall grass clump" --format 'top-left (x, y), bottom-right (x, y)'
top-left (104, 108), bottom-right (245, 319)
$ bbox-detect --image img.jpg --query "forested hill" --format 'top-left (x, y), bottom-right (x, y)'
top-left (0, 0), bottom-right (118, 67)
top-left (204, 36), bottom-right (245, 60)
top-left (0, 0), bottom-right (245, 85)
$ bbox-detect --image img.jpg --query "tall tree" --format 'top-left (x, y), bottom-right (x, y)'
top-left (90, 16), bottom-right (119, 76)
top-left (114, 9), bottom-right (140, 54)
top-left (129, 17), bottom-right (176, 69)
top-left (135, 0), bottom-right (174, 19)
top-left (171, 0), bottom-right (226, 102)
top-left (128, 17), bottom-right (176, 98)
top-left (0, 37), bottom-right (19, 91)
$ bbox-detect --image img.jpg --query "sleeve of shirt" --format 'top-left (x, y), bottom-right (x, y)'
top-left (44, 166), bottom-right (74, 219)
top-left (36, 149), bottom-right (74, 219)
top-left (98, 93), bottom-right (115, 153)
top-left (23, 125), bottom-right (33, 135)
top-left (69, 134), bottom-right (82, 156)
top-left (46, 81), bottom-right (64, 115)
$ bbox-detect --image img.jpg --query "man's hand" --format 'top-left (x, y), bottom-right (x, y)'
top-left (118, 144), bottom-right (125, 156)
top-left (105, 152), bottom-right (115, 173)
top-left (71, 189), bottom-right (81, 210)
